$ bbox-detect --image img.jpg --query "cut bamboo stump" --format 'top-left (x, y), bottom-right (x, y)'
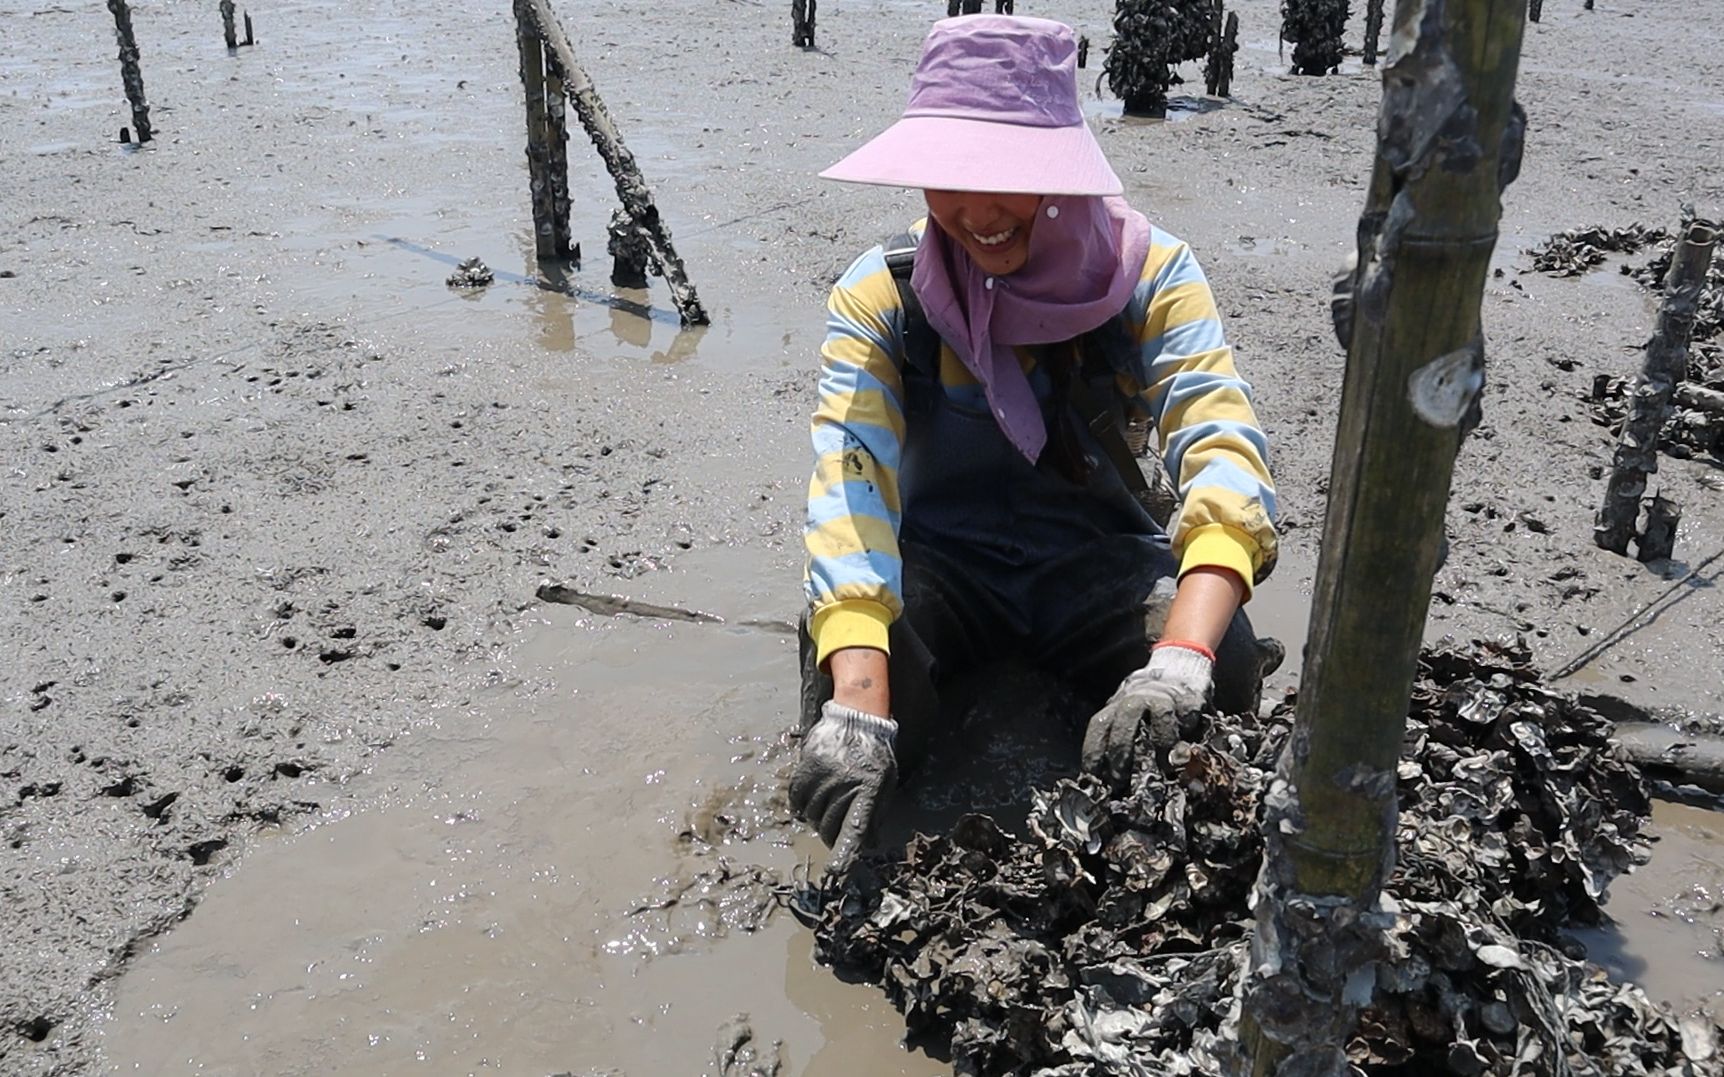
top-left (1636, 494), bottom-right (1680, 562)
top-left (1593, 220), bottom-right (1718, 555)
top-left (520, 0), bottom-right (708, 326)
top-left (107, 0), bottom-right (152, 144)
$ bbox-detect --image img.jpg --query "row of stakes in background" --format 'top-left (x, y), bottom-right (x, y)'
top-left (106, 0), bottom-right (253, 145)
top-left (96, 0), bottom-right (708, 326)
top-left (791, 0), bottom-right (1600, 117)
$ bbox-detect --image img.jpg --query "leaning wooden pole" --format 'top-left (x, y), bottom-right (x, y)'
top-left (1232, 0), bottom-right (1528, 1072)
top-left (520, 0), bottom-right (709, 326)
top-left (1593, 219), bottom-right (1717, 556)
top-left (107, 0), bottom-right (153, 143)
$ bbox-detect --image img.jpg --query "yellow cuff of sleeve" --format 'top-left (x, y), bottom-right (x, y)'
top-left (1178, 524), bottom-right (1260, 600)
top-left (810, 599), bottom-right (894, 666)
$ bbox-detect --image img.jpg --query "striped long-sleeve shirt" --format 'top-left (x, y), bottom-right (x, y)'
top-left (804, 222), bottom-right (1278, 665)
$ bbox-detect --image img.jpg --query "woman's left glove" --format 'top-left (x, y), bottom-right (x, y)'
top-left (1081, 642), bottom-right (1214, 788)
top-left (790, 701), bottom-right (898, 876)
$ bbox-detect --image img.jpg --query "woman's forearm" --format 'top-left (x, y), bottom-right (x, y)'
top-left (828, 646), bottom-right (891, 717)
top-left (1160, 566), bottom-right (1247, 653)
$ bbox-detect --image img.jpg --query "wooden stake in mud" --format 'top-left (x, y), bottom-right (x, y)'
top-left (520, 0), bottom-right (709, 326)
top-left (221, 0), bottom-right (238, 48)
top-left (514, 0), bottom-right (570, 261)
top-left (1593, 219), bottom-right (1717, 555)
top-left (1528, 0), bottom-right (1542, 23)
top-left (243, 12), bottom-right (255, 45)
top-left (1205, 4), bottom-right (1239, 97)
top-left (1077, 35), bottom-right (1090, 68)
top-left (1235, 0), bottom-right (1528, 1071)
top-left (1363, 0), bottom-right (1385, 63)
top-left (542, 51), bottom-right (574, 257)
top-left (791, 0), bottom-right (817, 48)
top-left (107, 0), bottom-right (152, 144)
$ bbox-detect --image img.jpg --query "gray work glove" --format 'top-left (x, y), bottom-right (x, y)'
top-left (1081, 643), bottom-right (1214, 788)
top-left (789, 700), bottom-right (898, 876)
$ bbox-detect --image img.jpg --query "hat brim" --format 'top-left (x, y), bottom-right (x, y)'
top-left (819, 115), bottom-right (1123, 197)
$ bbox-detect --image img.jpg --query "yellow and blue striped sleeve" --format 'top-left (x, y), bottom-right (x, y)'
top-left (1122, 227), bottom-right (1279, 593)
top-left (804, 245), bottom-right (910, 664)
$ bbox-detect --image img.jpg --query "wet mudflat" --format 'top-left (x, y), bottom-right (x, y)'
top-left (2, 0), bottom-right (1722, 1073)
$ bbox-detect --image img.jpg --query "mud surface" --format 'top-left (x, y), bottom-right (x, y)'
top-left (2, 0), bottom-right (1722, 1073)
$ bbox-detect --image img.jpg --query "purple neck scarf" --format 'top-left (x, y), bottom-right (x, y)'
top-left (910, 194), bottom-right (1152, 463)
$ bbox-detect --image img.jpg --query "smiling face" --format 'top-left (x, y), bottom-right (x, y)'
top-left (923, 190), bottom-right (1043, 276)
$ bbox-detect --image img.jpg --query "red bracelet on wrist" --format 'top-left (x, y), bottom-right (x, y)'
top-left (1153, 639), bottom-right (1217, 663)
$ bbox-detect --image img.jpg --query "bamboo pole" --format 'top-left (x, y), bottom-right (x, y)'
top-left (221, 0), bottom-right (238, 48)
top-left (1234, 0), bottom-right (1528, 1071)
top-left (519, 0), bottom-right (709, 326)
top-left (1593, 220), bottom-right (1717, 555)
top-left (107, 0), bottom-right (153, 144)
top-left (1528, 0), bottom-right (1541, 23)
top-left (514, 0), bottom-right (562, 261)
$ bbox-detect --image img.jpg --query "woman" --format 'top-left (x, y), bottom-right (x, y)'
top-left (791, 15), bottom-right (1279, 872)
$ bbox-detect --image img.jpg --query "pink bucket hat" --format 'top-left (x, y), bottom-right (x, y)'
top-left (820, 16), bottom-right (1123, 197)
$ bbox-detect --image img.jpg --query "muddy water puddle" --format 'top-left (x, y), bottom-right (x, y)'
top-left (97, 545), bottom-right (945, 1075)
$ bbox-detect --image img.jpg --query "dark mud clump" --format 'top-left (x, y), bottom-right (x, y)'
top-left (799, 642), bottom-right (1724, 1075)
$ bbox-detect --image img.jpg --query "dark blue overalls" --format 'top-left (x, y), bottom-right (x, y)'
top-left (799, 316), bottom-right (1266, 770)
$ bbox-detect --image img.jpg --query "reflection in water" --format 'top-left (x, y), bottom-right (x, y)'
top-left (652, 326), bottom-right (705, 365)
top-left (610, 297), bottom-right (653, 348)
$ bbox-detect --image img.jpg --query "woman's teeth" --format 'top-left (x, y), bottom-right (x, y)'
top-left (969, 227), bottom-right (1016, 248)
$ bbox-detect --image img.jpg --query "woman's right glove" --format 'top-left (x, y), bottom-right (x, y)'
top-left (789, 700), bottom-right (898, 876)
top-left (1081, 641), bottom-right (1214, 789)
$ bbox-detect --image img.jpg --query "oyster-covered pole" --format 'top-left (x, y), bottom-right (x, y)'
top-left (1593, 219), bottom-right (1717, 556)
top-left (107, 0), bottom-right (152, 143)
top-left (1234, 0), bottom-right (1528, 1072)
top-left (1105, 0), bottom-right (1214, 117)
top-left (1280, 0), bottom-right (1349, 75)
top-left (518, 0), bottom-right (709, 325)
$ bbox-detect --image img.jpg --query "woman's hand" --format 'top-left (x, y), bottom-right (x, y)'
top-left (1081, 566), bottom-right (1246, 787)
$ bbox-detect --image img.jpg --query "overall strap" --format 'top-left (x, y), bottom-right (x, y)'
top-left (882, 232), bottom-right (940, 375)
top-left (1059, 327), bottom-right (1154, 504)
